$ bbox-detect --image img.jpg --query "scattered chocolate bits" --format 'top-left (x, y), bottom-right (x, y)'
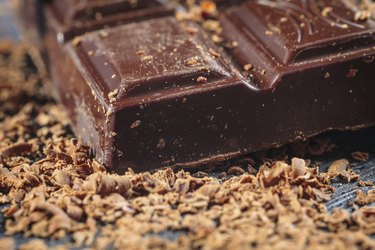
top-left (108, 88), bottom-right (119, 103)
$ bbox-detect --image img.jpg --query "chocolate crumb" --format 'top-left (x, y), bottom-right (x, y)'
top-left (71, 37), bottom-right (82, 46)
top-left (141, 55), bottom-right (154, 61)
top-left (326, 159), bottom-right (358, 182)
top-left (351, 151), bottom-right (369, 162)
top-left (108, 88), bottom-right (119, 99)
top-left (265, 30), bottom-right (273, 36)
top-left (354, 10), bottom-right (371, 21)
top-left (359, 179), bottom-right (374, 187)
top-left (321, 7), bottom-right (333, 17)
top-left (197, 76), bottom-right (208, 83)
top-left (130, 120), bottom-right (141, 129)
top-left (156, 138), bottom-right (166, 149)
top-left (243, 64), bottom-right (253, 71)
top-left (208, 48), bottom-right (220, 58)
top-left (355, 189), bottom-right (375, 206)
top-left (186, 57), bottom-right (199, 66)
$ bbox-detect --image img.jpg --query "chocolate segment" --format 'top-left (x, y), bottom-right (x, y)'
top-left (50, 17), bottom-right (242, 171)
top-left (41, 0), bottom-right (375, 171)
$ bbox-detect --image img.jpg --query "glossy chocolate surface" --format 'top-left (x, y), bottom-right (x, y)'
top-left (40, 0), bottom-right (375, 171)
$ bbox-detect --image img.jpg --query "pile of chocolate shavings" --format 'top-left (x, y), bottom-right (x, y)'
top-left (0, 44), bottom-right (375, 249)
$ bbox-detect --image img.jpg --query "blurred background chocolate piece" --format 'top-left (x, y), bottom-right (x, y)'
top-left (12, 0), bottom-right (45, 47)
top-left (45, 0), bottom-right (176, 43)
top-left (0, 0), bottom-right (21, 40)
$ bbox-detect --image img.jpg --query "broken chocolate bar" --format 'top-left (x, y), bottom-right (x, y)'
top-left (41, 0), bottom-right (375, 172)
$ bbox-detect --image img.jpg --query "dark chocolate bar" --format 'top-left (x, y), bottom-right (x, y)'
top-left (39, 0), bottom-right (375, 171)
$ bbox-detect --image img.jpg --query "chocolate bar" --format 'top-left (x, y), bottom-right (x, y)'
top-left (41, 0), bottom-right (375, 171)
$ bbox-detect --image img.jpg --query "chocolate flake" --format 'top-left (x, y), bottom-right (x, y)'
top-left (355, 189), bottom-right (375, 206)
top-left (351, 151), bottom-right (369, 162)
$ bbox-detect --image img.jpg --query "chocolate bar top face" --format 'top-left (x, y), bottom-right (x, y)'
top-left (71, 17), bottom-right (235, 107)
top-left (221, 0), bottom-right (375, 88)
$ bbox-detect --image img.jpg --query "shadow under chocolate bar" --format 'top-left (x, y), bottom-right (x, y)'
top-left (25, 0), bottom-right (375, 171)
